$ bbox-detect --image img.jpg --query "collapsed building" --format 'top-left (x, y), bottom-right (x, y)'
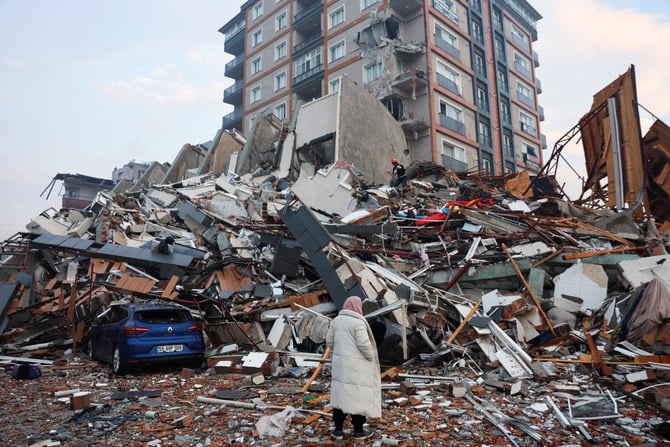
top-left (2, 70), bottom-right (670, 443)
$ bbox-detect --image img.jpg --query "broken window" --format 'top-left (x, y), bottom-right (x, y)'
top-left (296, 132), bottom-right (336, 169)
top-left (381, 95), bottom-right (403, 120)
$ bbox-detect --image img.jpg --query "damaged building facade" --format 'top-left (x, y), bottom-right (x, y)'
top-left (220, 0), bottom-right (546, 176)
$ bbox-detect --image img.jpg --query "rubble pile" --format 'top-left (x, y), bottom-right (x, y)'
top-left (1, 71), bottom-right (670, 445)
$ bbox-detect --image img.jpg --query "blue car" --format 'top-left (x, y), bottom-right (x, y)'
top-left (86, 300), bottom-right (205, 374)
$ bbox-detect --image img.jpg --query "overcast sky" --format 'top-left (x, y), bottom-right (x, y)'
top-left (1, 0), bottom-right (669, 241)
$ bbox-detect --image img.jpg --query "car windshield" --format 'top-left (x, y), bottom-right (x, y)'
top-left (135, 309), bottom-right (190, 324)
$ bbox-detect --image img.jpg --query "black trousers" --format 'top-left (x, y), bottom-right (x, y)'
top-left (333, 407), bottom-right (366, 432)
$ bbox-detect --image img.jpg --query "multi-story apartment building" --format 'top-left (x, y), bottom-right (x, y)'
top-left (220, 0), bottom-right (545, 175)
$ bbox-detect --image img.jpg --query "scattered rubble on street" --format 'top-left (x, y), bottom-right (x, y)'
top-left (2, 70), bottom-right (670, 446)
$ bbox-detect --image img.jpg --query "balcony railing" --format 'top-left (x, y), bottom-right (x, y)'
top-left (222, 109), bottom-right (243, 130)
top-left (514, 60), bottom-right (532, 80)
top-left (223, 80), bottom-right (243, 104)
top-left (224, 54), bottom-right (244, 78)
top-left (533, 50), bottom-right (540, 68)
top-left (439, 113), bottom-right (466, 135)
top-left (293, 64), bottom-right (324, 86)
top-left (441, 154), bottom-right (468, 172)
top-left (536, 78), bottom-right (542, 94)
top-left (293, 34), bottom-right (323, 58)
top-left (434, 34), bottom-right (460, 60)
top-left (539, 105), bottom-right (545, 122)
top-left (511, 33), bottom-right (530, 52)
top-left (223, 26), bottom-right (245, 56)
top-left (520, 122), bottom-right (537, 136)
top-left (436, 73), bottom-right (460, 96)
top-left (294, 1), bottom-right (323, 28)
top-left (517, 91), bottom-right (535, 108)
top-left (541, 133), bottom-right (547, 149)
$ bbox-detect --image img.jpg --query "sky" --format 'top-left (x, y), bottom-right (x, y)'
top-left (1, 0), bottom-right (669, 241)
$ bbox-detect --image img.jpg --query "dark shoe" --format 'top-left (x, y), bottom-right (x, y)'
top-left (330, 429), bottom-right (344, 440)
top-left (353, 429), bottom-right (373, 439)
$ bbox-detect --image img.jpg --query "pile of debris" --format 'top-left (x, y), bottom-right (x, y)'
top-left (2, 70), bottom-right (670, 445)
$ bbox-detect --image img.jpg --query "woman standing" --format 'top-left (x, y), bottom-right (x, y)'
top-left (326, 296), bottom-right (381, 440)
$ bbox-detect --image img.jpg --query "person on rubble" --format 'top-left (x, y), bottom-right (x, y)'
top-left (389, 158), bottom-right (406, 188)
top-left (326, 296), bottom-right (381, 441)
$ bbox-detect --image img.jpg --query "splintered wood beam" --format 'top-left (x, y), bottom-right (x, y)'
top-left (300, 347), bottom-right (331, 393)
top-left (446, 300), bottom-right (481, 344)
top-left (501, 243), bottom-right (556, 335)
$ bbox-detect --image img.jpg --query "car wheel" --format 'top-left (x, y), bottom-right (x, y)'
top-left (112, 347), bottom-right (127, 375)
top-left (314, 343), bottom-right (327, 355)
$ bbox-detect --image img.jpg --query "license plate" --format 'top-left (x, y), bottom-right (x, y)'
top-left (157, 344), bottom-right (183, 353)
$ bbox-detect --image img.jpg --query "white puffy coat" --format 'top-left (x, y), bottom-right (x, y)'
top-left (326, 310), bottom-right (382, 418)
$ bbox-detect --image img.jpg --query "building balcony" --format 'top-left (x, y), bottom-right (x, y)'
top-left (293, 64), bottom-right (324, 98)
top-left (533, 50), bottom-right (540, 68)
top-left (222, 108), bottom-right (243, 131)
top-left (439, 113), bottom-right (466, 136)
top-left (223, 25), bottom-right (245, 56)
top-left (223, 80), bottom-right (243, 105)
top-left (434, 34), bottom-right (460, 61)
top-left (400, 116), bottom-right (431, 134)
top-left (441, 154), bottom-right (468, 172)
top-left (536, 77), bottom-right (542, 94)
top-left (294, 0), bottom-right (323, 34)
top-left (436, 73), bottom-right (460, 96)
top-left (225, 54), bottom-right (244, 79)
top-left (517, 91), bottom-right (535, 109)
top-left (511, 33), bottom-right (530, 52)
top-left (391, 69), bottom-right (428, 95)
top-left (292, 33), bottom-right (323, 58)
top-left (539, 105), bottom-right (545, 122)
top-left (390, 0), bottom-right (423, 18)
top-left (541, 133), bottom-right (547, 150)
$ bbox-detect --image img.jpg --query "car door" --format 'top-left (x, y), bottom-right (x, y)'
top-left (97, 306), bottom-right (129, 363)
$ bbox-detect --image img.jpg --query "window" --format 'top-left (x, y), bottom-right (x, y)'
top-left (275, 11), bottom-right (287, 31)
top-left (514, 52), bottom-right (531, 78)
top-left (502, 132), bottom-right (514, 157)
top-left (252, 2), bottom-right (263, 20)
top-left (511, 23), bottom-right (529, 50)
top-left (492, 6), bottom-right (502, 30)
top-left (251, 57), bottom-right (262, 75)
top-left (361, 0), bottom-right (380, 10)
top-left (364, 61), bottom-right (383, 83)
top-left (443, 141), bottom-right (466, 162)
top-left (525, 144), bottom-right (537, 157)
top-left (471, 17), bottom-right (483, 44)
top-left (436, 25), bottom-right (458, 48)
top-left (470, 0), bottom-right (481, 13)
top-left (252, 29), bottom-right (263, 47)
top-left (434, 0), bottom-right (459, 24)
top-left (275, 41), bottom-right (287, 60)
top-left (473, 49), bottom-right (486, 78)
top-left (329, 78), bottom-right (341, 93)
top-left (519, 111), bottom-right (536, 136)
top-left (517, 80), bottom-right (534, 107)
top-left (275, 71), bottom-right (287, 91)
top-left (497, 65), bottom-right (508, 92)
top-left (275, 103), bottom-right (287, 120)
top-left (436, 60), bottom-right (460, 95)
top-left (251, 85), bottom-right (261, 103)
top-left (329, 5), bottom-right (345, 29)
top-left (294, 47), bottom-right (322, 77)
top-left (476, 85), bottom-right (488, 112)
top-left (439, 100), bottom-right (461, 121)
top-left (500, 97), bottom-right (511, 124)
top-left (482, 157), bottom-right (492, 172)
top-left (478, 118), bottom-right (491, 147)
top-left (329, 40), bottom-right (345, 63)
top-left (494, 36), bottom-right (505, 59)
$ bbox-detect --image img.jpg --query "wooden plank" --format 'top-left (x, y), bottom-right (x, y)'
top-left (300, 347), bottom-right (331, 393)
top-left (446, 301), bottom-right (481, 344)
top-left (162, 275), bottom-right (180, 299)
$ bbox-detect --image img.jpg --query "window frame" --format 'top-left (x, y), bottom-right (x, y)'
top-left (275, 10), bottom-right (287, 31)
top-left (361, 0), bottom-right (380, 11)
top-left (250, 85), bottom-right (262, 103)
top-left (328, 5), bottom-right (345, 29)
top-left (364, 60), bottom-right (383, 83)
top-left (252, 1), bottom-right (264, 20)
top-left (274, 102), bottom-right (287, 120)
top-left (275, 71), bottom-right (287, 91)
top-left (329, 40), bottom-right (346, 63)
top-left (329, 78), bottom-right (341, 94)
top-left (275, 40), bottom-right (287, 61)
top-left (251, 56), bottom-right (262, 75)
top-left (252, 29), bottom-right (263, 47)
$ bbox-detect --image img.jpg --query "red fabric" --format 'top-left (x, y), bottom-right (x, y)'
top-left (343, 296), bottom-right (363, 315)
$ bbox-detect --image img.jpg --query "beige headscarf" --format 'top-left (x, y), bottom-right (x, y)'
top-left (342, 296), bottom-right (363, 315)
